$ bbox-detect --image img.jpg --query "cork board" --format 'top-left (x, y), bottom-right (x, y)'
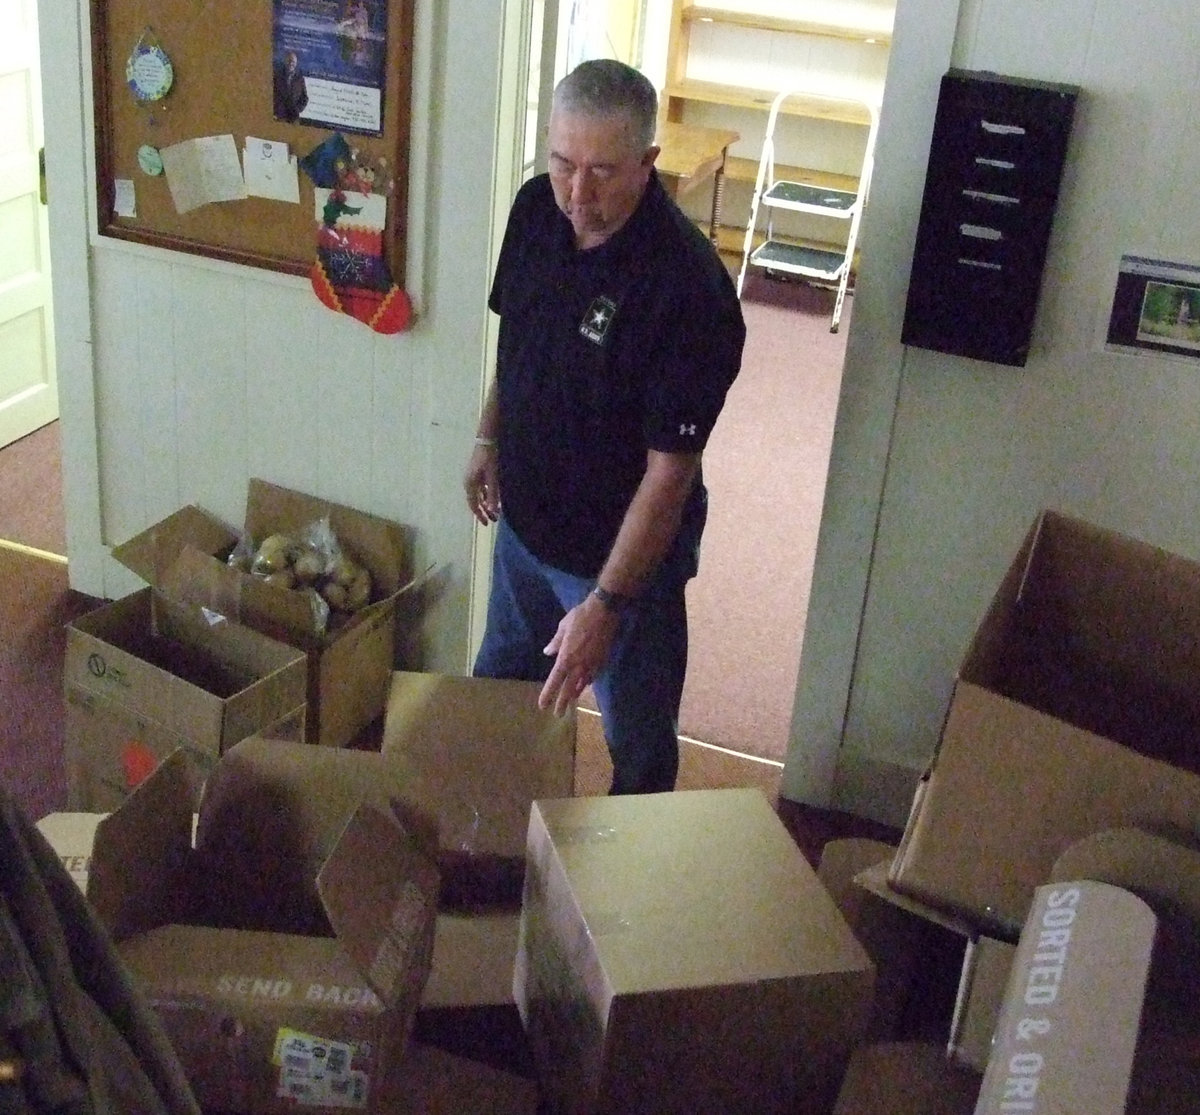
top-left (91, 0), bottom-right (414, 279)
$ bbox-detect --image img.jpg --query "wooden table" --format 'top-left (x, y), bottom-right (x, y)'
top-left (655, 121), bottom-right (740, 247)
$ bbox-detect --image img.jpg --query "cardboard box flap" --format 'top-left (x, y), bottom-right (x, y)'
top-left (962, 510), bottom-right (1200, 770)
top-left (1050, 826), bottom-right (1200, 1025)
top-left (317, 802), bottom-right (440, 1008)
top-left (112, 504), bottom-right (239, 587)
top-left (192, 736), bottom-right (438, 935)
top-left (889, 679), bottom-right (1200, 937)
top-left (245, 478), bottom-right (412, 597)
top-left (975, 881), bottom-right (1155, 1115)
top-left (152, 588), bottom-right (306, 683)
top-left (88, 748), bottom-right (197, 941)
top-left (1050, 826), bottom-right (1200, 925)
top-left (161, 543), bottom-right (330, 646)
top-left (381, 672), bottom-right (577, 862)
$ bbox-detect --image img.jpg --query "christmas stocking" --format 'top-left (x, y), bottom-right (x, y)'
top-left (311, 186), bottom-right (412, 333)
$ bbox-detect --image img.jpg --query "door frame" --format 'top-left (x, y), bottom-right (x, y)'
top-left (781, 0), bottom-right (964, 810)
top-left (37, 0), bottom-right (105, 590)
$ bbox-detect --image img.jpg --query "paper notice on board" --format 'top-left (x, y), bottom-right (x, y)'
top-left (160, 135), bottom-right (248, 214)
top-left (113, 179), bottom-right (136, 218)
top-left (243, 137), bottom-right (300, 203)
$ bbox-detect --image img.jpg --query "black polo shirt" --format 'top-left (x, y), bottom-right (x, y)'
top-left (488, 171), bottom-right (745, 578)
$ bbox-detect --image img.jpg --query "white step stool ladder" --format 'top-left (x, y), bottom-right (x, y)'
top-left (736, 89), bottom-right (881, 333)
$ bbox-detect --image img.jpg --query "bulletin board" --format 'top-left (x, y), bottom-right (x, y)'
top-left (91, 0), bottom-right (414, 280)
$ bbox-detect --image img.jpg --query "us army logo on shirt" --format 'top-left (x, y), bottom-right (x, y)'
top-left (579, 296), bottom-right (618, 345)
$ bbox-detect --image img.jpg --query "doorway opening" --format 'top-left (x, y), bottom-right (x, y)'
top-left (514, 0), bottom-right (864, 774)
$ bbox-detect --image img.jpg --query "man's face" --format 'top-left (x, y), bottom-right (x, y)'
top-left (547, 109), bottom-right (658, 250)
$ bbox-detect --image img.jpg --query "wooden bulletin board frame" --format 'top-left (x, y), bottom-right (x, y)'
top-left (90, 0), bottom-right (414, 280)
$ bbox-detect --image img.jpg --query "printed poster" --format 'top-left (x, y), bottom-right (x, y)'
top-left (272, 0), bottom-right (388, 135)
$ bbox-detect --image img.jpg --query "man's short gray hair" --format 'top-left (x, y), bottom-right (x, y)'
top-left (553, 59), bottom-right (658, 152)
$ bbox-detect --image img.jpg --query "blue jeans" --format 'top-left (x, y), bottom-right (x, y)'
top-left (473, 517), bottom-right (692, 794)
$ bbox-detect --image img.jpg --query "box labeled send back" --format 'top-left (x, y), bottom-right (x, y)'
top-left (86, 740), bottom-right (441, 1115)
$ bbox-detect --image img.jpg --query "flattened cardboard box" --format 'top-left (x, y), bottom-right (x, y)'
top-left (87, 741), bottom-right (440, 1115)
top-left (890, 510), bottom-right (1200, 935)
top-left (112, 478), bottom-right (413, 749)
top-left (64, 587), bottom-right (307, 810)
top-left (514, 789), bottom-right (874, 1115)
top-left (381, 672), bottom-right (576, 905)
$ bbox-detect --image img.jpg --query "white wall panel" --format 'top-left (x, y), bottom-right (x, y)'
top-left (131, 258), bottom-right (181, 525)
top-left (46, 0), bottom-right (509, 674)
top-left (801, 0), bottom-right (1200, 823)
top-left (172, 268), bottom-right (250, 527)
top-left (91, 250), bottom-right (147, 549)
top-left (243, 277), bottom-right (326, 502)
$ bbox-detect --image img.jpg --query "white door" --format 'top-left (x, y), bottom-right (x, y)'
top-left (0, 0), bottom-right (58, 449)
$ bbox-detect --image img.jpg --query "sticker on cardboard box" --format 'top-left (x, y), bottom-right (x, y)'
top-left (273, 1028), bottom-right (368, 1108)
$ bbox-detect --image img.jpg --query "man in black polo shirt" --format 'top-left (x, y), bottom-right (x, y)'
top-left (464, 59), bottom-right (745, 794)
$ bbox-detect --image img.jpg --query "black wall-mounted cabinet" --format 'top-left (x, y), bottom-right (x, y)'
top-left (901, 70), bottom-right (1079, 367)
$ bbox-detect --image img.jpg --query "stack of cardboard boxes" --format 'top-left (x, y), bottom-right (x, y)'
top-left (39, 497), bottom-right (1200, 1111)
top-left (830, 509), bottom-right (1200, 1113)
top-left (65, 479), bottom-right (417, 811)
top-left (45, 667), bottom-right (579, 1111)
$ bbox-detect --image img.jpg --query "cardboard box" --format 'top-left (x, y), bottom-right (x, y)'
top-left (844, 831), bottom-right (1200, 1115)
top-left (381, 672), bottom-right (577, 905)
top-left (112, 478), bottom-right (413, 749)
top-left (34, 811), bottom-right (107, 891)
top-left (86, 740), bottom-right (441, 1115)
top-left (833, 1042), bottom-right (981, 1115)
top-left (514, 788), bottom-right (875, 1115)
top-left (820, 840), bottom-right (972, 1044)
top-left (382, 1043), bottom-right (538, 1113)
top-left (975, 880), bottom-right (1155, 1114)
top-left (837, 882), bottom-right (1160, 1115)
top-left (64, 587), bottom-right (307, 809)
top-left (423, 909), bottom-right (522, 1010)
top-left (890, 510), bottom-right (1200, 935)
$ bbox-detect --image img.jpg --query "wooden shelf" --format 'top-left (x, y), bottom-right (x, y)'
top-left (665, 80), bottom-right (876, 125)
top-left (682, 6), bottom-right (893, 46)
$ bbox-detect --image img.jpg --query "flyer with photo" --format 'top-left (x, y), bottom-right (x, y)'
top-left (272, 0), bottom-right (388, 135)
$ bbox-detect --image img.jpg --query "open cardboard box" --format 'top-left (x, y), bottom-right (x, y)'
top-left (890, 509), bottom-right (1200, 935)
top-left (514, 788), bottom-right (875, 1115)
top-left (86, 739), bottom-right (441, 1115)
top-left (380, 671), bottom-right (577, 907)
top-left (838, 827), bottom-right (1200, 1114)
top-left (111, 479), bottom-right (414, 749)
top-left (63, 587), bottom-right (307, 809)
top-left (836, 879), bottom-right (1154, 1115)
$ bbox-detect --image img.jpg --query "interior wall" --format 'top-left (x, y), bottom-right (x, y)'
top-left (42, 1), bottom-right (521, 674)
top-left (784, 0), bottom-right (1200, 825)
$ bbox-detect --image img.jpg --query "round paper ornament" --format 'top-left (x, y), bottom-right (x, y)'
top-left (127, 32), bottom-right (174, 103)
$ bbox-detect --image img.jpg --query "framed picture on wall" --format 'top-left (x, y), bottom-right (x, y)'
top-left (1106, 255), bottom-right (1200, 360)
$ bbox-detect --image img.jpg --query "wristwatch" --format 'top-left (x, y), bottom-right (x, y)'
top-left (591, 585), bottom-right (634, 614)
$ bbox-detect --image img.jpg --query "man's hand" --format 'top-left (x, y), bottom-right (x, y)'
top-left (539, 592), bottom-right (620, 716)
top-left (463, 444), bottom-right (500, 525)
